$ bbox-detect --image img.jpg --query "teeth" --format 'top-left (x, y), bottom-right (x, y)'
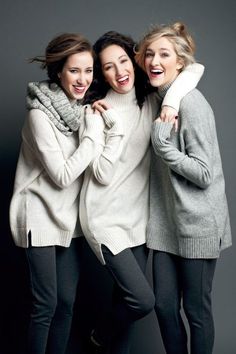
top-left (75, 86), bottom-right (85, 92)
top-left (117, 75), bottom-right (128, 82)
top-left (151, 69), bottom-right (163, 74)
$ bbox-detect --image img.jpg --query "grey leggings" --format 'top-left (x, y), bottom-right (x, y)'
top-left (25, 238), bottom-right (81, 354)
top-left (99, 245), bottom-right (155, 354)
top-left (153, 251), bottom-right (217, 354)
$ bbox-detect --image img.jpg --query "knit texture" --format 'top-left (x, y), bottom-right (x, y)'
top-left (10, 84), bottom-right (105, 248)
top-left (162, 63), bottom-right (204, 110)
top-left (27, 81), bottom-right (83, 135)
top-left (80, 64), bottom-right (204, 264)
top-left (80, 88), bottom-right (158, 264)
top-left (147, 88), bottom-right (232, 258)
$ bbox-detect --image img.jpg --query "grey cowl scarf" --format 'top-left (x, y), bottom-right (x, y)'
top-left (26, 80), bottom-right (83, 136)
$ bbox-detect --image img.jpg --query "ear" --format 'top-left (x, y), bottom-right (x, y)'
top-left (57, 72), bottom-right (61, 79)
top-left (176, 59), bottom-right (184, 71)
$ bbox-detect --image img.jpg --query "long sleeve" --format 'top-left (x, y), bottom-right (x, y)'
top-left (91, 108), bottom-right (125, 185)
top-left (162, 63), bottom-right (205, 111)
top-left (24, 109), bottom-right (104, 188)
top-left (151, 90), bottom-right (214, 189)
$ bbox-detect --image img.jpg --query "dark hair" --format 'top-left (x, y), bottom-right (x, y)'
top-left (85, 31), bottom-right (149, 107)
top-left (30, 33), bottom-right (94, 85)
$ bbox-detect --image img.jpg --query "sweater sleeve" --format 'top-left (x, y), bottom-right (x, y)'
top-left (25, 109), bottom-right (104, 188)
top-left (151, 91), bottom-right (214, 189)
top-left (91, 108), bottom-right (125, 185)
top-left (162, 63), bottom-right (205, 111)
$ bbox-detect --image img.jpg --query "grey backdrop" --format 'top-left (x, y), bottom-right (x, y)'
top-left (1, 0), bottom-right (235, 353)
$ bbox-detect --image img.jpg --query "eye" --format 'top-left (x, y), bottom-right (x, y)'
top-left (145, 52), bottom-right (153, 58)
top-left (160, 52), bottom-right (170, 58)
top-left (86, 69), bottom-right (93, 73)
top-left (69, 69), bottom-right (78, 73)
top-left (120, 58), bottom-right (128, 64)
top-left (104, 65), bottom-right (113, 71)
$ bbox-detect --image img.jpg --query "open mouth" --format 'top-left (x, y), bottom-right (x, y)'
top-left (117, 75), bottom-right (129, 86)
top-left (150, 69), bottom-right (164, 77)
top-left (73, 85), bottom-right (86, 94)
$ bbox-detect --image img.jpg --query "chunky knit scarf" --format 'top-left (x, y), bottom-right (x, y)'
top-left (26, 81), bottom-right (83, 136)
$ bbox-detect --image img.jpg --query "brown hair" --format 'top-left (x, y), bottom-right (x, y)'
top-left (30, 33), bottom-right (94, 84)
top-left (135, 22), bottom-right (196, 71)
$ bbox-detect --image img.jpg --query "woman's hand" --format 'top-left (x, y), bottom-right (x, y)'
top-left (85, 105), bottom-right (101, 116)
top-left (92, 99), bottom-right (111, 113)
top-left (159, 105), bottom-right (178, 132)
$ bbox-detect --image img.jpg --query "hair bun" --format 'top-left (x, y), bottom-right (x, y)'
top-left (173, 22), bottom-right (186, 35)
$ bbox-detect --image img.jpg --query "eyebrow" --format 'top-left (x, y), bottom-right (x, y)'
top-left (146, 47), bottom-right (171, 52)
top-left (69, 66), bottom-right (93, 69)
top-left (103, 54), bottom-right (128, 67)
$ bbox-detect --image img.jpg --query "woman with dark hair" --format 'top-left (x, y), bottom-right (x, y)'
top-left (9, 33), bottom-right (124, 354)
top-left (80, 30), bottom-right (204, 354)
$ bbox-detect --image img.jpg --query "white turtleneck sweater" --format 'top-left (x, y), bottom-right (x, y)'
top-left (80, 88), bottom-right (156, 263)
top-left (80, 63), bottom-right (205, 264)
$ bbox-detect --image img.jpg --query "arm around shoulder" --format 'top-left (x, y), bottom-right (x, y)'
top-left (162, 63), bottom-right (205, 111)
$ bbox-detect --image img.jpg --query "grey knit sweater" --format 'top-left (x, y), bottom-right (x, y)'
top-left (147, 88), bottom-right (232, 258)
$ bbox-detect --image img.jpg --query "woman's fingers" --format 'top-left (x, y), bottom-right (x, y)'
top-left (92, 99), bottom-right (111, 113)
top-left (160, 105), bottom-right (178, 123)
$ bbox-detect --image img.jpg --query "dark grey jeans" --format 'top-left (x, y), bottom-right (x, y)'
top-left (153, 251), bottom-right (217, 354)
top-left (25, 238), bottom-right (82, 354)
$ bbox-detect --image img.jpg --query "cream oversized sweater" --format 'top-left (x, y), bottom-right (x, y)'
top-left (9, 101), bottom-right (125, 248)
top-left (79, 63), bottom-right (204, 264)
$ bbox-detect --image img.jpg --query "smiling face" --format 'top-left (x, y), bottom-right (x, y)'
top-left (144, 36), bottom-right (183, 88)
top-left (99, 44), bottom-right (135, 94)
top-left (58, 51), bottom-right (93, 100)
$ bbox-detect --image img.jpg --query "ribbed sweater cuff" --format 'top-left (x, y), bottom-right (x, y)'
top-left (102, 109), bottom-right (124, 136)
top-left (151, 121), bottom-right (173, 147)
top-left (84, 113), bottom-right (104, 143)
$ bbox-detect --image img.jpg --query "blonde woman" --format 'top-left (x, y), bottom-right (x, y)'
top-left (136, 22), bottom-right (232, 354)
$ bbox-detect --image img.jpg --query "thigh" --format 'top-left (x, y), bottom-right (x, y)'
top-left (152, 251), bottom-right (181, 302)
top-left (132, 244), bottom-right (149, 274)
top-left (180, 258), bottom-right (217, 305)
top-left (56, 238), bottom-right (82, 303)
top-left (102, 245), bottom-right (153, 306)
top-left (25, 246), bottom-right (57, 301)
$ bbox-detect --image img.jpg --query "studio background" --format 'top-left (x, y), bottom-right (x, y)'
top-left (1, 0), bottom-right (235, 353)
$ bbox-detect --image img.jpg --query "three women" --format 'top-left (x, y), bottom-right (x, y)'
top-left (10, 22), bottom-right (231, 354)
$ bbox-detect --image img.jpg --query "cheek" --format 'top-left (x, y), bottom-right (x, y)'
top-left (103, 73), bottom-right (113, 85)
top-left (144, 58), bottom-right (149, 72)
top-left (88, 74), bottom-right (93, 85)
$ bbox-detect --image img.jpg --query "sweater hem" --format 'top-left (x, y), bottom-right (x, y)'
top-left (11, 227), bottom-right (78, 248)
top-left (84, 226), bottom-right (147, 265)
top-left (147, 235), bottom-right (221, 259)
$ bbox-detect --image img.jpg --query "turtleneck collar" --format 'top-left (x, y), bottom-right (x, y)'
top-left (157, 81), bottom-right (173, 99)
top-left (105, 87), bottom-right (137, 108)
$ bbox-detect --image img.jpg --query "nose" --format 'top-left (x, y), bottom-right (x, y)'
top-left (151, 54), bottom-right (160, 66)
top-left (76, 73), bottom-right (86, 85)
top-left (115, 64), bottom-right (123, 76)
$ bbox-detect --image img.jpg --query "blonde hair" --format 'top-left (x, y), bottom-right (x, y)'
top-left (135, 22), bottom-right (196, 71)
